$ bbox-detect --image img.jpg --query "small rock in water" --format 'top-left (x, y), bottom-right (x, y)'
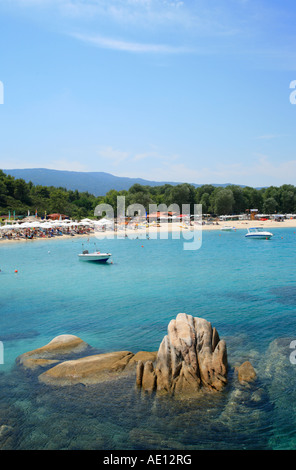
top-left (237, 361), bottom-right (257, 385)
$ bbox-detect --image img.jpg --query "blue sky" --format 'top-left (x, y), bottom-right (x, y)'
top-left (0, 0), bottom-right (296, 187)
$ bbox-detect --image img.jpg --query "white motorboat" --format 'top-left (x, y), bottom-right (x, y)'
top-left (245, 227), bottom-right (273, 239)
top-left (78, 250), bottom-right (112, 262)
top-left (221, 226), bottom-right (236, 231)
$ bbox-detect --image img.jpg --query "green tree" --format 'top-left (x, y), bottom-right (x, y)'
top-left (0, 179), bottom-right (7, 205)
top-left (4, 175), bottom-right (16, 197)
top-left (126, 191), bottom-right (153, 212)
top-left (103, 189), bottom-right (120, 216)
top-left (278, 185), bottom-right (296, 213)
top-left (200, 193), bottom-right (210, 213)
top-left (128, 183), bottom-right (149, 194)
top-left (212, 188), bottom-right (234, 215)
top-left (168, 184), bottom-right (196, 213)
top-left (195, 185), bottom-right (216, 203)
top-left (49, 189), bottom-right (69, 213)
top-left (243, 186), bottom-right (263, 212)
top-left (263, 197), bottom-right (278, 214)
top-left (14, 179), bottom-right (31, 204)
top-left (227, 185), bottom-right (247, 214)
top-left (33, 185), bottom-right (50, 199)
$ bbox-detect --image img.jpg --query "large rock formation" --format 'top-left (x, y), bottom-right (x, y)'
top-left (15, 314), bottom-right (228, 396)
top-left (136, 313), bottom-right (228, 396)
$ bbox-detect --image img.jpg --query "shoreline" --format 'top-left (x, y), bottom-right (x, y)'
top-left (1, 219), bottom-right (296, 245)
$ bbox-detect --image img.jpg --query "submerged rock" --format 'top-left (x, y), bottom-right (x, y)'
top-left (237, 361), bottom-right (257, 385)
top-left (16, 335), bottom-right (90, 371)
top-left (258, 338), bottom-right (296, 449)
top-left (137, 313), bottom-right (228, 396)
top-left (0, 425), bottom-right (13, 450)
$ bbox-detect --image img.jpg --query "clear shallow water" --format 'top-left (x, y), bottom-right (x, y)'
top-left (0, 228), bottom-right (296, 449)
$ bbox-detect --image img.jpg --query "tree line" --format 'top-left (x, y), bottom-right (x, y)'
top-left (0, 170), bottom-right (296, 219)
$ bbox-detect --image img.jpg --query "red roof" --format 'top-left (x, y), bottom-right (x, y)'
top-left (48, 213), bottom-right (69, 220)
top-left (147, 211), bottom-right (177, 218)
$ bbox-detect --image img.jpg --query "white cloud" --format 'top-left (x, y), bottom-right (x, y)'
top-left (7, 0), bottom-right (246, 38)
top-left (71, 33), bottom-right (190, 54)
top-left (188, 155), bottom-right (296, 186)
top-left (7, 0), bottom-right (296, 66)
top-left (252, 154), bottom-right (296, 181)
top-left (3, 150), bottom-right (295, 187)
top-left (112, 153), bottom-right (296, 186)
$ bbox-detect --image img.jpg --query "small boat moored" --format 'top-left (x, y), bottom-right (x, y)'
top-left (245, 227), bottom-right (273, 239)
top-left (78, 249), bottom-right (112, 262)
top-left (221, 226), bottom-right (236, 231)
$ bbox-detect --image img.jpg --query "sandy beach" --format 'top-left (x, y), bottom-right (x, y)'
top-left (1, 218), bottom-right (295, 245)
top-left (0, 232), bottom-right (93, 245)
top-left (200, 218), bottom-right (296, 231)
top-left (97, 217), bottom-right (296, 235)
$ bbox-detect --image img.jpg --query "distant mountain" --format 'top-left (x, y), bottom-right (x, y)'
top-left (3, 168), bottom-right (234, 196)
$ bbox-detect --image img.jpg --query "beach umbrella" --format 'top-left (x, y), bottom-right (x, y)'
top-left (19, 222), bottom-right (31, 228)
top-left (52, 220), bottom-right (68, 227)
top-left (30, 221), bottom-right (42, 227)
top-left (94, 218), bottom-right (113, 226)
top-left (55, 222), bottom-right (67, 227)
top-left (20, 222), bottom-right (39, 228)
top-left (41, 222), bottom-right (53, 229)
top-left (80, 218), bottom-right (93, 223)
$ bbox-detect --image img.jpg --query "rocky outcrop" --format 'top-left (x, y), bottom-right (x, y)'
top-left (127, 351), bottom-right (157, 369)
top-left (16, 335), bottom-right (90, 371)
top-left (136, 361), bottom-right (157, 392)
top-left (16, 315), bottom-right (228, 395)
top-left (136, 313), bottom-right (228, 396)
top-left (38, 351), bottom-right (135, 386)
top-left (16, 334), bottom-right (158, 386)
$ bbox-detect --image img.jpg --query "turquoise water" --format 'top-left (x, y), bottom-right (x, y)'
top-left (0, 228), bottom-right (296, 449)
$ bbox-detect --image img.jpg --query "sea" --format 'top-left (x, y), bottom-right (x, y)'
top-left (0, 227), bottom-right (296, 450)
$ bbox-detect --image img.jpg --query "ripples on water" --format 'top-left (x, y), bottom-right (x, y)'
top-left (0, 368), bottom-right (275, 450)
top-left (0, 228), bottom-right (296, 449)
